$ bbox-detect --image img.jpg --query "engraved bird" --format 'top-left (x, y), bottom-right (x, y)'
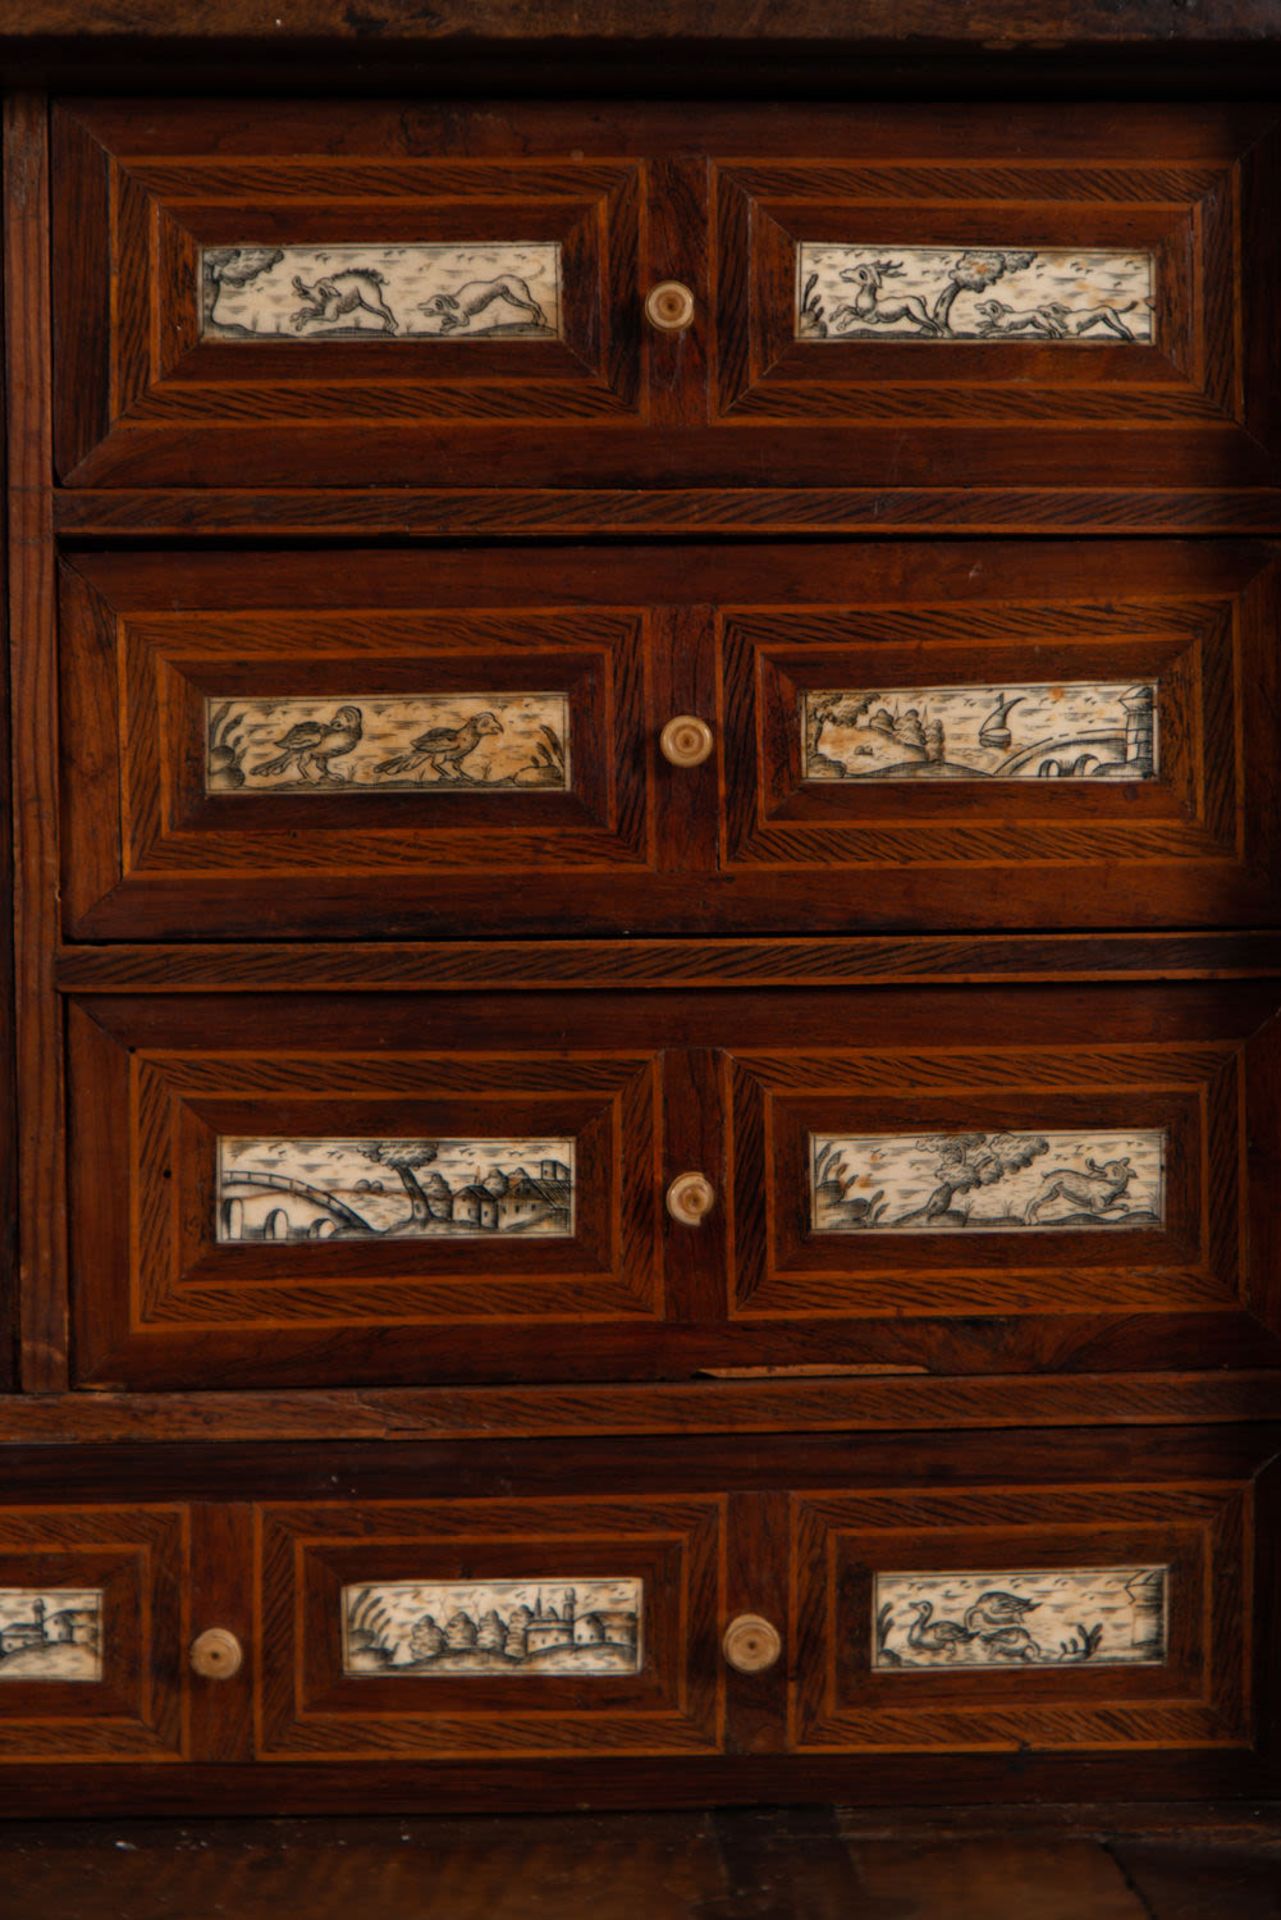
top-left (905, 1601), bottom-right (972, 1658)
top-left (251, 705), bottom-right (363, 784)
top-left (962, 1590), bottom-right (1040, 1637)
top-left (375, 710), bottom-right (503, 783)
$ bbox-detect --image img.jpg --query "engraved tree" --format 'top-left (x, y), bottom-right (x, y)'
top-left (357, 1140), bottom-right (443, 1231)
top-left (931, 249), bottom-right (1036, 334)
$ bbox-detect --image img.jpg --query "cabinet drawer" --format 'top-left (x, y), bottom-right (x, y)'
top-left (53, 101), bottom-right (1279, 497)
top-left (66, 982), bottom-right (1281, 1390)
top-left (256, 1493), bottom-right (723, 1761)
top-left (0, 1506), bottom-right (186, 1762)
top-left (60, 543), bottom-right (1281, 940)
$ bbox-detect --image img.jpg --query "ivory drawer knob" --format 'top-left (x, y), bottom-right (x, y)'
top-left (645, 280), bottom-right (696, 332)
top-left (666, 1171), bottom-right (716, 1226)
top-left (659, 715), bottom-right (714, 768)
top-left (722, 1613), bottom-right (782, 1674)
top-left (190, 1627), bottom-right (243, 1679)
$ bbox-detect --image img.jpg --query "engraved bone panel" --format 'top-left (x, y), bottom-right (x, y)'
top-left (342, 1578), bottom-right (642, 1676)
top-left (797, 245), bottom-right (1155, 344)
top-left (218, 1136), bottom-right (575, 1243)
top-left (791, 1480), bottom-right (1249, 1753)
top-left (209, 693), bottom-right (570, 795)
top-left (873, 1566), bottom-right (1168, 1671)
top-left (203, 243), bottom-right (562, 340)
top-left (811, 1128), bottom-right (1166, 1235)
top-left (0, 1589), bottom-right (103, 1682)
top-left (803, 681), bottom-right (1157, 784)
top-left (257, 1496), bottom-right (721, 1759)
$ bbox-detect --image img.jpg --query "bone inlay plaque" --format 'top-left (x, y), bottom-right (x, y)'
top-left (206, 694), bottom-right (570, 793)
top-left (804, 681), bottom-right (1158, 782)
top-left (811, 1129), bottom-right (1166, 1233)
top-left (217, 1136), bottom-right (575, 1242)
top-left (202, 244), bottom-right (562, 339)
top-left (342, 1579), bottom-right (643, 1675)
top-left (797, 246), bottom-right (1155, 342)
top-left (0, 1589), bottom-right (102, 1681)
top-left (874, 1567), bottom-right (1169, 1671)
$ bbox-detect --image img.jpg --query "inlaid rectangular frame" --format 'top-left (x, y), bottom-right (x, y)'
top-left (59, 558), bottom-right (656, 942)
top-left (789, 1481), bottom-right (1249, 1753)
top-left (67, 994), bottom-right (665, 1391)
top-left (0, 1507), bottom-right (186, 1762)
top-left (53, 102), bottom-right (645, 486)
top-left (256, 1495), bottom-right (723, 1760)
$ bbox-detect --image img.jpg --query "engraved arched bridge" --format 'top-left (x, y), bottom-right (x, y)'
top-left (218, 1169), bottom-right (372, 1236)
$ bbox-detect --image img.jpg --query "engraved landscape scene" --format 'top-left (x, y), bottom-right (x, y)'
top-left (206, 693), bottom-right (569, 793)
top-left (804, 681), bottom-right (1157, 783)
top-left (874, 1567), bottom-right (1168, 1671)
top-left (811, 1129), bottom-right (1165, 1233)
top-left (202, 243), bottom-right (562, 339)
top-left (217, 1137), bottom-right (575, 1243)
top-left (343, 1579), bottom-right (642, 1676)
top-left (797, 246), bottom-right (1154, 342)
top-left (0, 1589), bottom-right (102, 1682)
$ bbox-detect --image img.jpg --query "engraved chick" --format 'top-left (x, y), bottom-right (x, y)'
top-left (252, 705), bottom-right (363, 784)
top-left (375, 710), bottom-right (503, 783)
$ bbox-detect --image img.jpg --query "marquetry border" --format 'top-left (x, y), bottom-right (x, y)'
top-left (255, 1494), bottom-right (724, 1760)
top-left (789, 1481), bottom-right (1252, 1753)
top-left (0, 1505), bottom-right (187, 1762)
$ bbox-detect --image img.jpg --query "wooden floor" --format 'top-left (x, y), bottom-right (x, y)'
top-left (0, 1807), bottom-right (1278, 1919)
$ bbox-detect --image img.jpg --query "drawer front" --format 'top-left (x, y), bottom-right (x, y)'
top-left (60, 543), bottom-right (1281, 940)
top-left (790, 1475), bottom-right (1250, 1756)
top-left (0, 1506), bottom-right (186, 1761)
top-left (53, 102), bottom-right (1278, 495)
top-left (255, 1493), bottom-right (723, 1761)
top-left (66, 983), bottom-right (1281, 1389)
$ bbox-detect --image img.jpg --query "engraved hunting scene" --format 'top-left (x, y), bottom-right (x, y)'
top-left (797, 246), bottom-right (1154, 342)
top-left (811, 1129), bottom-right (1165, 1233)
top-left (202, 243), bottom-right (562, 339)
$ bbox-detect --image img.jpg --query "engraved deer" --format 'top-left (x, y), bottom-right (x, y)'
top-left (832, 259), bottom-right (943, 336)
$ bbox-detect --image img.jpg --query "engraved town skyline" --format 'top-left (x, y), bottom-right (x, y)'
top-left (797, 245), bottom-right (1155, 342)
top-left (202, 243), bottom-right (562, 339)
top-left (342, 1578), bottom-right (642, 1676)
top-left (217, 1136), bottom-right (576, 1243)
top-left (874, 1567), bottom-right (1169, 1671)
top-left (812, 1129), bottom-right (1166, 1233)
top-left (206, 693), bottom-right (569, 793)
top-left (804, 680), bottom-right (1158, 783)
top-left (0, 1589), bottom-right (102, 1682)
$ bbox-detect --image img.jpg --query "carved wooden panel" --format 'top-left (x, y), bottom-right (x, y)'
top-left (725, 981), bottom-right (1281, 1375)
top-left (714, 110), bottom-right (1278, 495)
top-left (60, 543), bottom-right (1281, 939)
top-left (0, 1506), bottom-right (186, 1761)
top-left (53, 103), bottom-right (644, 486)
top-left (51, 103), bottom-right (1280, 498)
top-left (790, 1479), bottom-right (1249, 1753)
top-left (60, 555), bottom-right (656, 941)
top-left (718, 548), bottom-right (1281, 930)
top-left (68, 994), bottom-right (667, 1391)
top-left (256, 1494), bottom-right (722, 1759)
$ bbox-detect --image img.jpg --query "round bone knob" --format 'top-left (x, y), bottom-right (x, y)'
top-left (722, 1613), bottom-right (782, 1674)
top-left (190, 1627), bottom-right (243, 1680)
top-left (666, 1171), bottom-right (716, 1226)
top-left (659, 716), bottom-right (714, 768)
top-left (645, 281), bottom-right (696, 332)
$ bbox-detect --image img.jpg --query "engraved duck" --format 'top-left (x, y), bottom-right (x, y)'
top-left (962, 1590), bottom-right (1040, 1637)
top-left (251, 705), bottom-right (363, 784)
top-left (905, 1601), bottom-right (972, 1658)
top-left (375, 710), bottom-right (503, 783)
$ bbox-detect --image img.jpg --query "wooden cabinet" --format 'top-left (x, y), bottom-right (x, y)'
top-left (7, 23), bottom-right (1281, 1819)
